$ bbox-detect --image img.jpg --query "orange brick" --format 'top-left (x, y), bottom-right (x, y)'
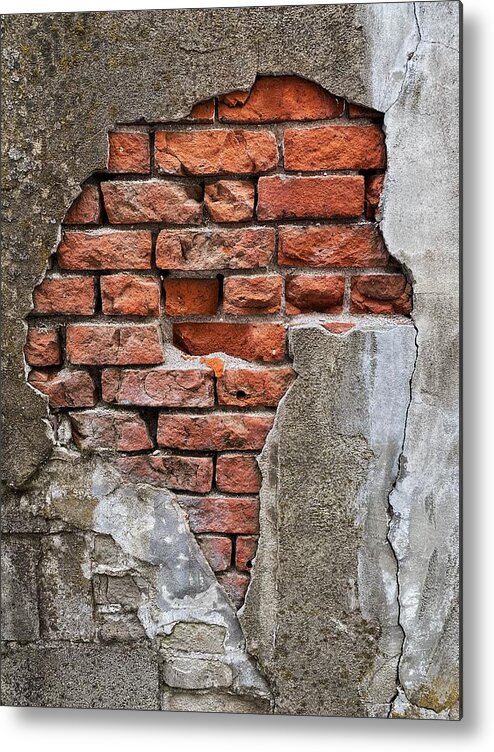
top-left (108, 132), bottom-right (150, 173)
top-left (257, 176), bottom-right (364, 220)
top-left (173, 322), bottom-right (285, 363)
top-left (66, 324), bottom-right (163, 365)
top-left (223, 276), bottom-right (282, 315)
top-left (284, 125), bottom-right (385, 171)
top-left (33, 277), bottom-right (95, 316)
top-left (285, 275), bottom-right (345, 314)
top-left (64, 185), bottom-right (101, 225)
top-left (24, 328), bottom-right (61, 367)
top-left (164, 278), bottom-right (219, 316)
top-left (216, 367), bottom-right (295, 407)
top-left (58, 230), bottom-right (152, 270)
top-left (100, 275), bottom-right (161, 316)
top-left (278, 225), bottom-right (387, 268)
top-left (157, 413), bottom-right (274, 451)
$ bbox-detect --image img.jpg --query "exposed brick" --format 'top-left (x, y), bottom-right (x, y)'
top-left (157, 413), bottom-right (274, 451)
top-left (100, 275), bottom-right (161, 316)
top-left (154, 129), bottom-right (278, 175)
top-left (223, 276), bottom-right (282, 315)
top-left (178, 497), bottom-right (259, 534)
top-left (283, 125), bottom-right (386, 170)
top-left (219, 75), bottom-right (343, 123)
top-left (216, 367), bottom-right (295, 407)
top-left (156, 228), bottom-right (274, 271)
top-left (64, 185), bottom-right (101, 225)
top-left (366, 174), bottom-right (385, 220)
top-left (235, 536), bottom-right (258, 571)
top-left (350, 274), bottom-right (412, 314)
top-left (197, 536), bottom-right (232, 572)
top-left (257, 176), bottom-right (364, 220)
top-left (173, 322), bottom-right (285, 363)
top-left (66, 324), bottom-right (163, 365)
top-left (217, 571), bottom-right (250, 608)
top-left (108, 132), bottom-right (150, 173)
top-left (184, 99), bottom-right (215, 123)
top-left (278, 225), bottom-right (388, 268)
top-left (24, 328), bottom-right (61, 367)
top-left (205, 180), bottom-right (255, 222)
top-left (216, 454), bottom-right (261, 494)
top-left (323, 322), bottom-right (355, 334)
top-left (101, 181), bottom-right (202, 225)
top-left (116, 454), bottom-right (213, 493)
top-left (164, 278), bottom-right (219, 316)
top-left (200, 356), bottom-right (225, 378)
top-left (32, 277), bottom-right (95, 316)
top-left (69, 409), bottom-right (153, 452)
top-left (28, 368), bottom-right (96, 408)
top-left (102, 367), bottom-right (214, 407)
top-left (285, 275), bottom-right (345, 314)
top-left (348, 103), bottom-right (382, 119)
top-left (58, 230), bottom-right (152, 270)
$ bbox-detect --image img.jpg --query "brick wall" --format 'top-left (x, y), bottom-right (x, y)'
top-left (25, 76), bottom-right (412, 609)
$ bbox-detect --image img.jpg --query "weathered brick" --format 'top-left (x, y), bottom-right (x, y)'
top-left (66, 324), bottom-right (163, 365)
top-left (178, 496), bottom-right (259, 534)
top-left (205, 180), bottom-right (255, 222)
top-left (173, 322), bottom-right (285, 362)
top-left (32, 276), bottom-right (95, 316)
top-left (219, 75), bottom-right (343, 122)
top-left (28, 368), bottom-right (96, 408)
top-left (366, 174), bottom-right (385, 219)
top-left (285, 275), bottom-right (345, 314)
top-left (156, 227), bottom-right (274, 271)
top-left (257, 176), bottom-right (364, 220)
top-left (278, 224), bottom-right (388, 268)
top-left (25, 328), bottom-right (61, 367)
top-left (348, 103), bottom-right (382, 119)
top-left (102, 367), bottom-right (214, 407)
top-left (164, 278), bottom-right (219, 316)
top-left (108, 131), bottom-right (150, 173)
top-left (162, 656), bottom-right (232, 690)
top-left (217, 571), bottom-right (250, 608)
top-left (323, 322), bottom-right (355, 334)
top-left (58, 230), bottom-right (152, 270)
top-left (101, 180), bottom-right (202, 224)
top-left (235, 535), bottom-right (258, 571)
top-left (116, 454), bottom-right (213, 493)
top-left (351, 274), bottom-right (412, 314)
top-left (93, 574), bottom-right (144, 608)
top-left (64, 184), bottom-right (101, 225)
top-left (184, 99), bottom-right (215, 123)
top-left (157, 413), bottom-right (274, 451)
top-left (283, 125), bottom-right (386, 170)
top-left (69, 409), bottom-right (153, 452)
top-left (154, 129), bottom-right (278, 175)
top-left (223, 276), bottom-right (282, 315)
top-left (197, 536), bottom-right (232, 572)
top-left (216, 367), bottom-right (295, 407)
top-left (100, 275), bottom-right (161, 316)
top-left (215, 454), bottom-right (261, 493)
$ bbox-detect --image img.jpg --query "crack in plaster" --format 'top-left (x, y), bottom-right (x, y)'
top-left (385, 4), bottom-right (421, 115)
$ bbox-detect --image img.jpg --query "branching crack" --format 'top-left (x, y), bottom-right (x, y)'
top-left (385, 3), bottom-right (422, 115)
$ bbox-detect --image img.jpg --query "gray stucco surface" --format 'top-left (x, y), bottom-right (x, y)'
top-left (1, 2), bottom-right (460, 718)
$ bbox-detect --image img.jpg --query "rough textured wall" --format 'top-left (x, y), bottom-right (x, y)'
top-left (1, 2), bottom-right (460, 719)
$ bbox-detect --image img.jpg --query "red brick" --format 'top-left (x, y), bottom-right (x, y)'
top-left (64, 185), bottom-right (101, 225)
top-left (156, 228), bottom-right (274, 271)
top-left (278, 225), bottom-right (388, 268)
top-left (235, 535), bottom-right (258, 571)
top-left (28, 368), bottom-right (96, 408)
top-left (108, 132), bottom-right (150, 173)
top-left (102, 367), bottom-right (214, 407)
top-left (205, 180), bottom-right (255, 222)
top-left (184, 99), bottom-right (215, 123)
top-left (285, 275), bottom-right (345, 314)
top-left (216, 454), bottom-right (261, 493)
top-left (178, 496), bottom-right (259, 534)
top-left (366, 174), bottom-right (385, 220)
top-left (173, 322), bottom-right (285, 363)
top-left (219, 75), bottom-right (343, 123)
top-left (101, 180), bottom-right (202, 225)
top-left (284, 125), bottom-right (386, 171)
top-left (216, 367), bottom-right (295, 407)
top-left (200, 356), bottom-right (225, 378)
top-left (350, 274), bottom-right (412, 314)
top-left (116, 453), bottom-right (213, 493)
top-left (257, 176), bottom-right (364, 220)
top-left (223, 276), bottom-right (282, 315)
top-left (100, 275), bottom-right (161, 316)
top-left (66, 324), bottom-right (163, 365)
top-left (323, 322), bottom-right (355, 334)
top-left (197, 536), bottom-right (232, 572)
top-left (58, 230), bottom-right (152, 270)
top-left (24, 328), bottom-right (61, 367)
top-left (164, 278), bottom-right (219, 316)
top-left (348, 103), bottom-right (382, 119)
top-left (157, 413), bottom-right (274, 451)
top-left (154, 129), bottom-right (278, 175)
top-left (217, 571), bottom-right (250, 608)
top-left (32, 276), bottom-right (95, 316)
top-left (69, 409), bottom-right (153, 452)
